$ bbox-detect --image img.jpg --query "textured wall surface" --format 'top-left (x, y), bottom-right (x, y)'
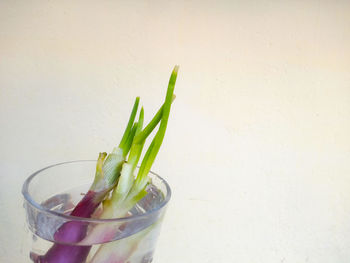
top-left (1, 1), bottom-right (350, 262)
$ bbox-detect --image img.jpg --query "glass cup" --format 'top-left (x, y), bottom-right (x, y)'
top-left (22, 160), bottom-right (171, 263)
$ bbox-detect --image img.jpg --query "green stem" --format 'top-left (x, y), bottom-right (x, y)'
top-left (134, 95), bottom-right (176, 144)
top-left (128, 108), bottom-right (145, 169)
top-left (122, 122), bottom-right (138, 158)
top-left (131, 65), bottom-right (179, 195)
top-left (119, 97), bottom-right (140, 152)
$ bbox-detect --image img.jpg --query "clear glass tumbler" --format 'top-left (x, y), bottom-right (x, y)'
top-left (22, 160), bottom-right (171, 263)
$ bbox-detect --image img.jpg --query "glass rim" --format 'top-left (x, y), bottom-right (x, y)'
top-left (22, 160), bottom-right (171, 223)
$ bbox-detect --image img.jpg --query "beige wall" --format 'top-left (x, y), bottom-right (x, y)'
top-left (1, 1), bottom-right (350, 262)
